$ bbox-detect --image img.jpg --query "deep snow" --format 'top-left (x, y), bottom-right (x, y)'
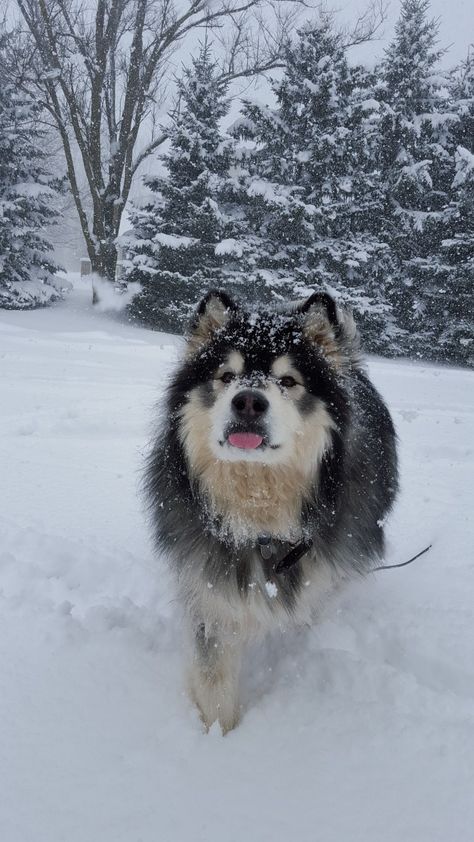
top-left (1, 281), bottom-right (473, 842)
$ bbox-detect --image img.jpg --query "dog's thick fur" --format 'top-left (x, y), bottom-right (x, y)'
top-left (146, 290), bottom-right (398, 732)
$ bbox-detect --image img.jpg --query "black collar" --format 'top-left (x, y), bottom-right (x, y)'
top-left (257, 534), bottom-right (314, 573)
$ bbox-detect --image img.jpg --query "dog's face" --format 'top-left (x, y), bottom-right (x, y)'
top-left (205, 347), bottom-right (311, 465)
top-left (175, 290), bottom-right (354, 478)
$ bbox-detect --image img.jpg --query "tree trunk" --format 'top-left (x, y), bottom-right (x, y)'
top-left (93, 243), bottom-right (118, 280)
top-left (90, 240), bottom-right (118, 303)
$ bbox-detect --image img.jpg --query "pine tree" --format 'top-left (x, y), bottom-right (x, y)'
top-left (379, 0), bottom-right (459, 359)
top-left (0, 48), bottom-right (63, 309)
top-left (451, 47), bottom-right (474, 151)
top-left (438, 147), bottom-right (474, 364)
top-left (231, 19), bottom-right (393, 349)
top-left (124, 44), bottom-right (249, 331)
top-left (436, 50), bottom-right (474, 365)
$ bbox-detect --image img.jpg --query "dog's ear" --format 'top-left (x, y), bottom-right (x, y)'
top-left (187, 290), bottom-right (237, 354)
top-left (296, 291), bottom-right (360, 370)
top-left (298, 292), bottom-right (339, 327)
top-left (296, 292), bottom-right (343, 366)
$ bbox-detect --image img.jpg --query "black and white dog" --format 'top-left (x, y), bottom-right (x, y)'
top-left (146, 290), bottom-right (398, 732)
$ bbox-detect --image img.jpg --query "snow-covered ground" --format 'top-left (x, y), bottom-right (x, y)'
top-left (1, 281), bottom-right (473, 842)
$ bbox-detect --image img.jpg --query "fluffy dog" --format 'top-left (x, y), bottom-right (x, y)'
top-left (146, 290), bottom-right (398, 732)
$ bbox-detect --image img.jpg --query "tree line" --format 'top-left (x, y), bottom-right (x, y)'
top-left (123, 0), bottom-right (473, 365)
top-left (0, 0), bottom-right (472, 365)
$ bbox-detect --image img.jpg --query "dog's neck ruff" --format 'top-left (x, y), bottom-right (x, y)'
top-left (256, 533), bottom-right (314, 573)
top-left (191, 458), bottom-right (312, 545)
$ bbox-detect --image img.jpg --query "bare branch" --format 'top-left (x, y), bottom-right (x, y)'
top-left (338, 0), bottom-right (388, 49)
top-left (131, 131), bottom-right (169, 177)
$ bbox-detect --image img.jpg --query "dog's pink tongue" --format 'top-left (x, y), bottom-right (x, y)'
top-left (228, 432), bottom-right (263, 449)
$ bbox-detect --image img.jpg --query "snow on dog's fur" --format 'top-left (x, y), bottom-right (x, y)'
top-left (145, 290), bottom-right (398, 733)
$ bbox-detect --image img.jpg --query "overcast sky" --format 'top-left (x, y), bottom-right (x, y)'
top-left (341, 0), bottom-right (472, 66)
top-left (6, 0), bottom-right (471, 69)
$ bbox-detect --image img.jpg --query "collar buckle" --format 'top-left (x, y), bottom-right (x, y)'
top-left (257, 533), bottom-right (274, 560)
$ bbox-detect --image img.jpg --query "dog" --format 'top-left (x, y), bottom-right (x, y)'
top-left (145, 289), bottom-right (398, 732)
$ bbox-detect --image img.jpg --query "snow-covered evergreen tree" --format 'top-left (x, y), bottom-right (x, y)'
top-left (438, 146), bottom-right (473, 364)
top-left (451, 47), bottom-right (474, 151)
top-left (0, 50), bottom-right (63, 309)
top-left (231, 19), bottom-right (393, 350)
top-left (436, 50), bottom-right (474, 365)
top-left (379, 0), bottom-right (460, 358)
top-left (124, 43), bottom-right (250, 331)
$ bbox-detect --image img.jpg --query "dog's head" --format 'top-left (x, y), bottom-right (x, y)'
top-left (173, 290), bottom-right (359, 478)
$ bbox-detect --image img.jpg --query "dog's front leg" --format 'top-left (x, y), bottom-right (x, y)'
top-left (188, 622), bottom-right (242, 734)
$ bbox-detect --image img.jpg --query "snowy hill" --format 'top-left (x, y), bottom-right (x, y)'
top-left (1, 281), bottom-right (473, 842)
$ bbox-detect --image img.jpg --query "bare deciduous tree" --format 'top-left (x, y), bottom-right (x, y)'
top-left (9, 0), bottom-right (385, 282)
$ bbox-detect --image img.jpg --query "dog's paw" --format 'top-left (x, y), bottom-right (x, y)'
top-left (188, 668), bottom-right (241, 735)
top-left (199, 702), bottom-right (241, 736)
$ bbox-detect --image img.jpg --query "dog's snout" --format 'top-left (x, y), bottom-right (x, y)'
top-left (231, 389), bottom-right (269, 419)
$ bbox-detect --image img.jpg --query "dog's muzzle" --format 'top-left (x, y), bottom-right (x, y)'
top-left (226, 389), bottom-right (269, 450)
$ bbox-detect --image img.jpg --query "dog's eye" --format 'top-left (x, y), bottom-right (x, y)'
top-left (220, 371), bottom-right (236, 384)
top-left (280, 375), bottom-right (297, 388)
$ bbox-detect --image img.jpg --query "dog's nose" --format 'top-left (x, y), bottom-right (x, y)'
top-left (231, 389), bottom-right (269, 419)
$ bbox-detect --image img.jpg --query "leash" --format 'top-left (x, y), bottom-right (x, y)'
top-left (275, 538), bottom-right (314, 573)
top-left (372, 543), bottom-right (432, 571)
top-left (257, 535), bottom-right (432, 574)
